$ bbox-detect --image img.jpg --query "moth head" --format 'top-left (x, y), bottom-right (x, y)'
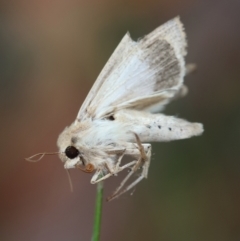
top-left (25, 125), bottom-right (82, 169)
top-left (57, 124), bottom-right (95, 173)
top-left (26, 123), bottom-right (95, 173)
top-left (57, 125), bottom-right (82, 168)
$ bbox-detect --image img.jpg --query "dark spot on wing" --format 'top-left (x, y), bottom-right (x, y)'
top-left (158, 125), bottom-right (161, 129)
top-left (169, 127), bottom-right (172, 131)
top-left (107, 115), bottom-right (115, 121)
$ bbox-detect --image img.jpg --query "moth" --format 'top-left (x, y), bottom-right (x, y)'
top-left (28, 17), bottom-right (203, 201)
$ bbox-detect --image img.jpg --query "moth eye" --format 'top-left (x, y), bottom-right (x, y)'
top-left (65, 146), bottom-right (79, 159)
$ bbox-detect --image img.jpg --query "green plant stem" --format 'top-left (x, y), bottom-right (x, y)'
top-left (91, 181), bottom-right (104, 241)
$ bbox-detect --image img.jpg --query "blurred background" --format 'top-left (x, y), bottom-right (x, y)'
top-left (1, 0), bottom-right (240, 240)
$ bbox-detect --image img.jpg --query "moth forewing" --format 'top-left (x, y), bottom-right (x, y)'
top-left (76, 17), bottom-right (187, 120)
top-left (77, 33), bottom-right (135, 121)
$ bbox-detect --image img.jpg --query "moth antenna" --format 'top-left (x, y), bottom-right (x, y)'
top-left (66, 169), bottom-right (74, 192)
top-left (25, 152), bottom-right (59, 162)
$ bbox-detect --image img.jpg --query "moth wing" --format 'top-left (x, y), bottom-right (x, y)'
top-left (77, 17), bottom-right (187, 120)
top-left (113, 109), bottom-right (204, 143)
top-left (77, 32), bottom-right (136, 120)
top-left (138, 84), bottom-right (188, 113)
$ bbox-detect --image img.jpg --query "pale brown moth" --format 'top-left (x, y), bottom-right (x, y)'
top-left (27, 17), bottom-right (203, 201)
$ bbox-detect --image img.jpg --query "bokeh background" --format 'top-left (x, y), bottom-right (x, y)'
top-left (1, 0), bottom-right (240, 240)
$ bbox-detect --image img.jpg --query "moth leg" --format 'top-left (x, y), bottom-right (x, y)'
top-left (129, 133), bottom-right (152, 179)
top-left (91, 168), bottom-right (113, 184)
top-left (107, 136), bottom-right (151, 201)
top-left (141, 143), bottom-right (152, 178)
top-left (93, 144), bottom-right (142, 184)
top-left (91, 170), bottom-right (112, 184)
top-left (132, 133), bottom-right (147, 171)
top-left (107, 166), bottom-right (135, 200)
top-left (90, 149), bottom-right (125, 184)
top-left (108, 140), bottom-right (150, 195)
top-left (91, 160), bottom-right (138, 184)
top-left (109, 144), bottom-right (151, 201)
top-left (91, 169), bottom-right (102, 184)
top-left (90, 152), bottom-right (136, 184)
top-left (107, 176), bottom-right (145, 202)
top-left (107, 144), bottom-right (151, 201)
